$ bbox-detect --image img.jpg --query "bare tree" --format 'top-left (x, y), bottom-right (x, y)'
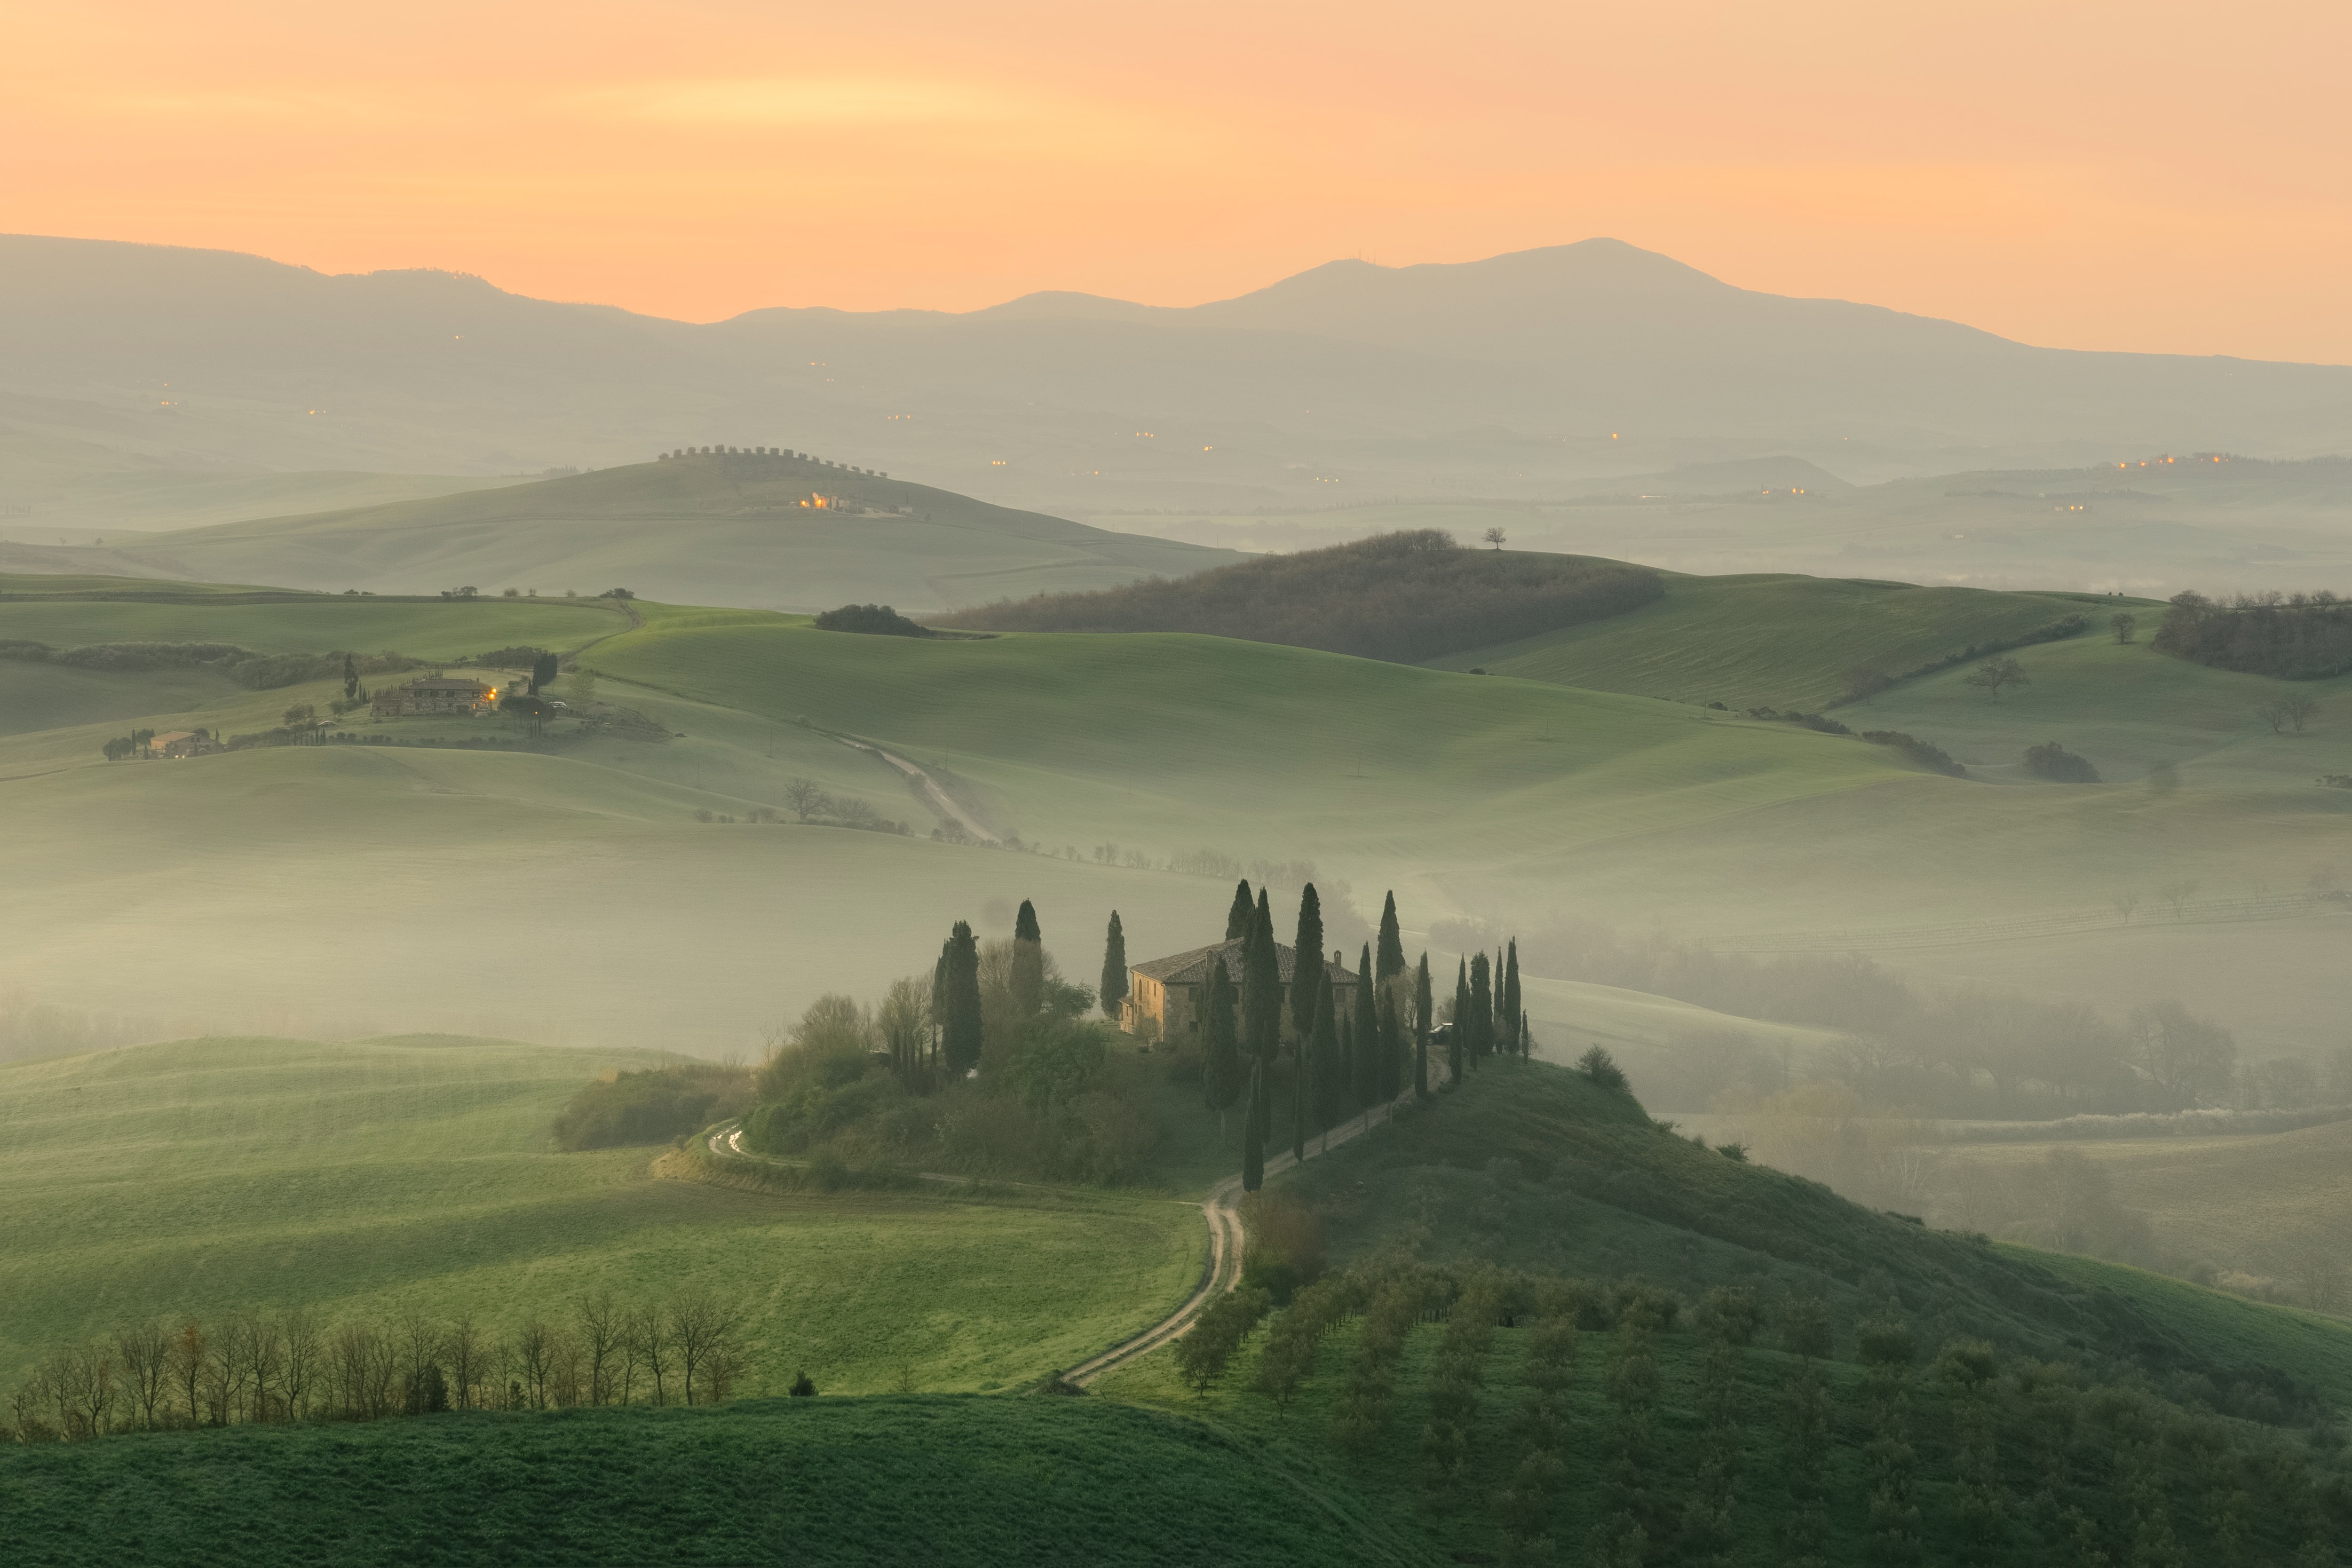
top-left (282, 1310), bottom-right (321, 1422)
top-left (2287, 1249), bottom-right (2348, 1314)
top-left (2128, 1000), bottom-right (2237, 1108)
top-left (1482, 526), bottom-right (1508, 551)
top-left (171, 1320), bottom-right (208, 1426)
top-left (1962, 657), bottom-right (2031, 700)
top-left (67, 1340), bottom-right (117, 1438)
top-left (669, 1292), bottom-right (741, 1406)
top-left (634, 1305), bottom-right (674, 1407)
top-left (114, 1321), bottom-right (172, 1431)
top-left (445, 1314), bottom-right (484, 1412)
top-left (395, 1310), bottom-right (445, 1416)
top-left (2156, 879), bottom-right (2200, 919)
top-left (2256, 692), bottom-right (2320, 735)
top-left (2110, 892), bottom-right (2141, 925)
top-left (244, 1314), bottom-right (284, 1423)
top-left (2111, 612), bottom-right (2137, 644)
top-left (781, 778), bottom-right (827, 822)
top-left (516, 1318), bottom-right (555, 1409)
top-left (577, 1293), bottom-right (622, 1406)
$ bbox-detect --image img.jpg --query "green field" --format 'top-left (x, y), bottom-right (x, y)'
top-left (0, 1036), bottom-right (1204, 1397)
top-left (81, 455), bottom-right (1243, 612)
top-left (1431, 570), bottom-right (2131, 711)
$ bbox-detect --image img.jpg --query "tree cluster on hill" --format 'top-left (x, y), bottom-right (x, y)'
top-left (937, 530), bottom-right (1663, 663)
top-left (2156, 589), bottom-right (2352, 679)
top-left (552, 1063), bottom-right (754, 1151)
top-left (2023, 741), bottom-right (2101, 782)
top-left (1174, 1257), bottom-right (2347, 1565)
top-left (5, 1290), bottom-right (753, 1444)
top-left (774, 778), bottom-right (907, 833)
top-left (0, 639), bottom-right (416, 691)
top-left (812, 604), bottom-right (932, 637)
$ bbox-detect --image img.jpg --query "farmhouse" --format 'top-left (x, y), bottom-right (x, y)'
top-left (371, 675), bottom-right (497, 717)
top-left (1124, 940), bottom-right (1358, 1040)
top-left (145, 730), bottom-right (218, 758)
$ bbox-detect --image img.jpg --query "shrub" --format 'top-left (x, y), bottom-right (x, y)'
top-left (1859, 730), bottom-right (1967, 777)
top-left (1575, 1046), bottom-right (1628, 1092)
top-left (2023, 741), bottom-right (2101, 782)
top-left (813, 604), bottom-right (932, 637)
top-left (1696, 1285), bottom-right (1762, 1345)
top-left (552, 1064), bottom-right (754, 1150)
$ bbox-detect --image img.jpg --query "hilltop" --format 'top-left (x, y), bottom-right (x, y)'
top-left (66, 451), bottom-right (1240, 611)
top-left (939, 530), bottom-right (1661, 661)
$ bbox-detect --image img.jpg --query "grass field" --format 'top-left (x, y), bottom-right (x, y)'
top-left (1430, 571), bottom-right (2131, 711)
top-left (84, 455), bottom-right (1242, 612)
top-left (0, 1396), bottom-right (1422, 1568)
top-left (0, 1036), bottom-right (1205, 1398)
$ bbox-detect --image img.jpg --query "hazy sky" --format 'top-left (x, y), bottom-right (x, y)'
top-left (12, 2), bottom-right (2351, 360)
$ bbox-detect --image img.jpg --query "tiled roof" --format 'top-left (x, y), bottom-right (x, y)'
top-left (1132, 939), bottom-right (1357, 987)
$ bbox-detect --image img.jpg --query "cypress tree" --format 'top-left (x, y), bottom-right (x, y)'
top-left (1242, 1057), bottom-right (1265, 1191)
top-left (1468, 953), bottom-right (1493, 1065)
top-left (1501, 941), bottom-right (1522, 1058)
top-left (1413, 953), bottom-right (1432, 1098)
top-left (1010, 898), bottom-right (1044, 1019)
top-left (1239, 899), bottom-right (1277, 1071)
top-left (1201, 953), bottom-right (1242, 1136)
top-left (1450, 960), bottom-right (1469, 1082)
top-left (1098, 910), bottom-right (1128, 1020)
top-left (1376, 891), bottom-right (1405, 982)
top-left (1351, 943), bottom-right (1378, 1119)
top-left (1289, 1033), bottom-right (1307, 1165)
top-left (941, 921), bottom-right (983, 1074)
top-left (1224, 878), bottom-right (1254, 941)
top-left (342, 653), bottom-right (360, 701)
top-left (1376, 985), bottom-right (1403, 1105)
top-left (1311, 969), bottom-right (1342, 1146)
top-left (1337, 1013), bottom-right (1357, 1119)
top-left (1289, 884), bottom-right (1324, 1035)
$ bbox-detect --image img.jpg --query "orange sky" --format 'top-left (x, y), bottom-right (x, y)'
top-left (11, 2), bottom-right (2352, 361)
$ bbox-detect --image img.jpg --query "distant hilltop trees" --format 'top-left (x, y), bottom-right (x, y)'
top-left (2154, 588), bottom-right (2352, 679)
top-left (939, 529), bottom-right (1662, 664)
top-left (657, 445), bottom-right (887, 479)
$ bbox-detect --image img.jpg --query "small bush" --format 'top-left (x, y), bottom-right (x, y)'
top-left (1860, 730), bottom-right (1967, 777)
top-left (2023, 741), bottom-right (2101, 782)
top-left (813, 604), bottom-right (932, 637)
top-left (1575, 1046), bottom-right (1628, 1092)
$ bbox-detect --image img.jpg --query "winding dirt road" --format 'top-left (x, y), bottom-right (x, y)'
top-left (701, 1094), bottom-right (1411, 1388)
top-left (828, 737), bottom-right (998, 844)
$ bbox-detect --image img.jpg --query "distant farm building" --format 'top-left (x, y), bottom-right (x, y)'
top-left (371, 675), bottom-right (497, 717)
top-left (146, 730), bottom-right (219, 758)
top-left (1123, 940), bottom-right (1358, 1039)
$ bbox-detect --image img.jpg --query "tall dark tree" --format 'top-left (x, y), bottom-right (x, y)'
top-left (1200, 952), bottom-right (1243, 1135)
top-left (1242, 897), bottom-right (1282, 1066)
top-left (1225, 879), bottom-right (1255, 941)
top-left (1413, 953), bottom-right (1434, 1099)
top-left (1241, 1058), bottom-right (1266, 1192)
top-left (1337, 1013), bottom-right (1357, 1118)
top-left (342, 653), bottom-right (360, 701)
top-left (1469, 953), bottom-right (1493, 1066)
top-left (1289, 1037), bottom-right (1307, 1165)
top-left (941, 922), bottom-right (983, 1075)
top-left (1311, 968), bottom-right (1343, 1143)
top-left (1451, 959), bottom-right (1470, 1083)
top-left (1289, 884), bottom-right (1325, 1035)
top-left (1011, 899), bottom-right (1044, 1019)
top-left (1098, 910), bottom-right (1129, 1020)
top-left (1501, 940), bottom-right (1523, 1059)
top-left (530, 650), bottom-right (559, 692)
top-left (1376, 891), bottom-right (1406, 983)
top-left (1352, 943), bottom-right (1379, 1116)
top-left (1376, 985), bottom-right (1403, 1104)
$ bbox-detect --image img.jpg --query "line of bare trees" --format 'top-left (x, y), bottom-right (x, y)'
top-left (5, 1290), bottom-right (748, 1444)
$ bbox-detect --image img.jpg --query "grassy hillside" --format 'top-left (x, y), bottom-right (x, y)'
top-left (0, 1396), bottom-right (1421, 1568)
top-left (0, 1036), bottom-right (1203, 1397)
top-left (941, 531), bottom-right (1661, 662)
top-left (86, 452), bottom-right (1243, 612)
top-left (1431, 569), bottom-right (2127, 711)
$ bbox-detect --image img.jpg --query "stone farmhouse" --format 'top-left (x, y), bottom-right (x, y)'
top-left (1124, 940), bottom-right (1358, 1041)
top-left (145, 729), bottom-right (219, 758)
top-left (371, 674), bottom-right (498, 717)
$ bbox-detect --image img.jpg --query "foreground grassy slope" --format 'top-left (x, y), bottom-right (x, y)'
top-left (0, 1037), bottom-right (1202, 1395)
top-left (1431, 570), bottom-right (2132, 710)
top-left (98, 455), bottom-right (1244, 611)
top-left (0, 1396), bottom-right (1421, 1568)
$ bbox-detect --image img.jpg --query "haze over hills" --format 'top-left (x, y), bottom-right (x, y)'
top-left (72, 449), bottom-right (1242, 609)
top-left (9, 233), bottom-right (2352, 549)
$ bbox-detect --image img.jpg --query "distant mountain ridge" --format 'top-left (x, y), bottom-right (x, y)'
top-left (5, 233), bottom-right (2351, 524)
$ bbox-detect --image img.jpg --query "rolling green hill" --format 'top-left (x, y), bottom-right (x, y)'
top-left (1431, 569), bottom-right (2132, 711)
top-left (82, 452), bottom-right (1243, 612)
top-left (0, 1035), bottom-right (1202, 1398)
